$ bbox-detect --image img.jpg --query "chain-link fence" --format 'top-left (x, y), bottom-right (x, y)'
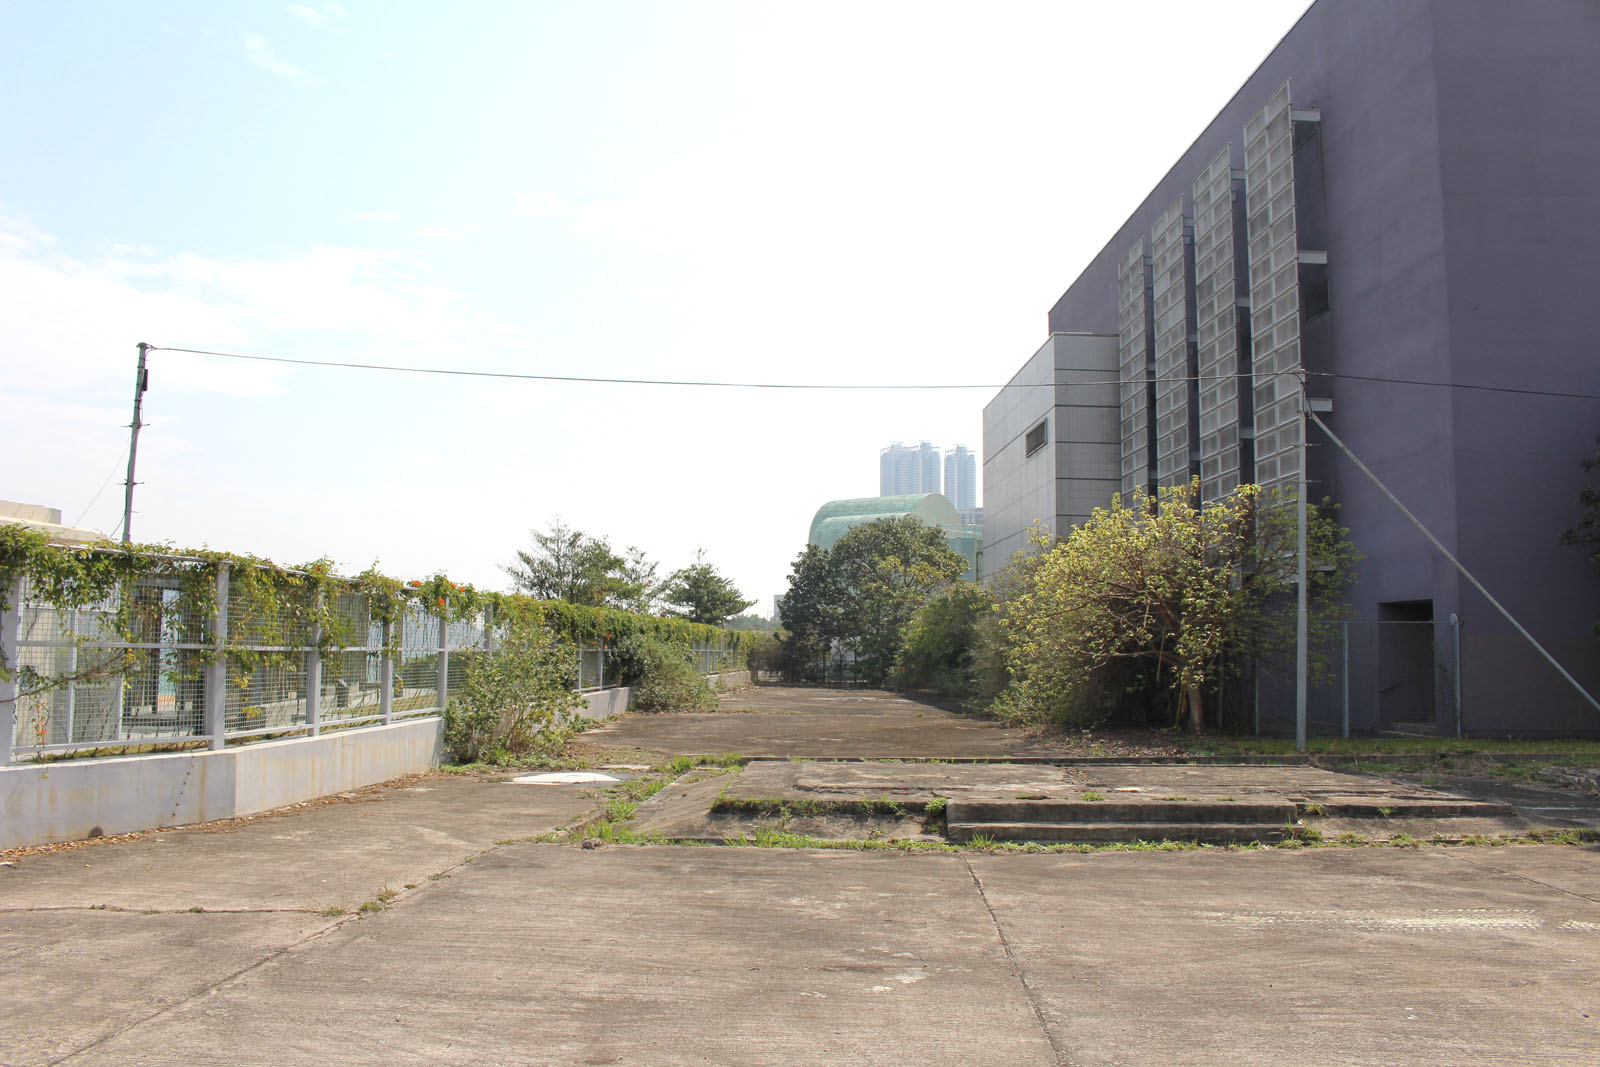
top-left (3, 553), bottom-right (752, 765)
top-left (1261, 615), bottom-right (1540, 738)
top-left (0, 559), bottom-right (476, 764)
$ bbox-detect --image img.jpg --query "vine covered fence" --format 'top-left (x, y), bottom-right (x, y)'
top-left (0, 534), bottom-right (749, 765)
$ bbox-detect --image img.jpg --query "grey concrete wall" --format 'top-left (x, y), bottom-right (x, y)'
top-left (984, 338), bottom-right (1059, 579)
top-left (1037, 0), bottom-right (1600, 733)
top-left (982, 334), bottom-right (1119, 581)
top-left (0, 717), bottom-right (444, 850)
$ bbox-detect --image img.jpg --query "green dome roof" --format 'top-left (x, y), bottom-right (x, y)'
top-left (807, 493), bottom-right (962, 549)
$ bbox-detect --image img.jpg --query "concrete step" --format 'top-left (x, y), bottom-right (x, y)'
top-left (945, 798), bottom-right (1295, 826)
top-left (947, 821), bottom-right (1288, 845)
top-left (1306, 797), bottom-right (1515, 818)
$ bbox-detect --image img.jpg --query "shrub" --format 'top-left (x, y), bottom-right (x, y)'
top-left (442, 615), bottom-right (583, 763)
top-left (743, 630), bottom-right (782, 679)
top-left (613, 633), bottom-right (718, 712)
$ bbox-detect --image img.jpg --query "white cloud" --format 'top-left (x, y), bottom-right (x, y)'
top-left (244, 33), bottom-right (322, 87)
top-left (287, 3), bottom-right (347, 29)
top-left (513, 190), bottom-right (567, 220)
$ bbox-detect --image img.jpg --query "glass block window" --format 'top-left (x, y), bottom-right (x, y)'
top-left (1192, 144), bottom-right (1244, 500)
top-left (1151, 197), bottom-right (1193, 489)
top-left (1244, 81), bottom-right (1302, 492)
top-left (1117, 241), bottom-right (1153, 497)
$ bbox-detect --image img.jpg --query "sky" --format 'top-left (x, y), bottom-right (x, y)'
top-left (1, 0), bottom-right (1314, 614)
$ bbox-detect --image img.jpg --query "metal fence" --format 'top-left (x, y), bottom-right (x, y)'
top-left (2, 556), bottom-right (745, 765)
top-left (1263, 617), bottom-right (1462, 738)
top-left (574, 640), bottom-right (743, 691)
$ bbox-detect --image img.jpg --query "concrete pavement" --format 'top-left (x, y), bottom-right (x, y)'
top-left (567, 685), bottom-right (1169, 760)
top-left (6, 838), bottom-right (1597, 1065)
top-left (3, 686), bottom-right (1599, 1065)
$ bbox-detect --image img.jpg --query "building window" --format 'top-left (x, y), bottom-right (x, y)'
top-left (1024, 418), bottom-right (1048, 457)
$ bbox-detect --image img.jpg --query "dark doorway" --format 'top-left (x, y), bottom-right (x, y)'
top-left (1378, 600), bottom-right (1435, 731)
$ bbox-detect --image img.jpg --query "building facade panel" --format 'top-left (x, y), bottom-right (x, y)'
top-left (1243, 80), bottom-right (1302, 492)
top-left (982, 334), bottom-right (1119, 581)
top-left (1116, 243), bottom-right (1154, 496)
top-left (1192, 145), bottom-right (1248, 500)
top-left (1150, 198), bottom-right (1194, 489)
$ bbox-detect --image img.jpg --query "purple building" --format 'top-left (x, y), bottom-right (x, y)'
top-left (990, 0), bottom-right (1600, 735)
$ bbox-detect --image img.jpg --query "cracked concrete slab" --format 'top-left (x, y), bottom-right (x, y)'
top-left (49, 846), bottom-right (1060, 1067)
top-left (967, 846), bottom-right (1600, 1066)
top-left (0, 774), bottom-right (600, 913)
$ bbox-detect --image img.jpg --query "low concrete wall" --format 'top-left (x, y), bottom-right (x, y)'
top-left (575, 672), bottom-right (750, 721)
top-left (577, 687), bottom-right (632, 720)
top-left (0, 717), bottom-right (443, 850)
top-left (3, 672), bottom-right (753, 850)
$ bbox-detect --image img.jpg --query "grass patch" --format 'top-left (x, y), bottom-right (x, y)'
top-left (708, 793), bottom-right (924, 819)
top-left (1081, 792), bottom-right (1106, 802)
top-left (319, 905), bottom-right (348, 917)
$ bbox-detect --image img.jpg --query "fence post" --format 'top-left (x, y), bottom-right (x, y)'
top-left (63, 607), bottom-right (78, 745)
top-left (380, 619), bottom-right (394, 726)
top-left (1, 576), bottom-right (22, 765)
top-left (1451, 613), bottom-right (1463, 739)
top-left (204, 564), bottom-right (229, 750)
top-left (1341, 621), bottom-right (1350, 740)
top-left (435, 604), bottom-right (449, 715)
top-left (305, 596), bottom-right (322, 738)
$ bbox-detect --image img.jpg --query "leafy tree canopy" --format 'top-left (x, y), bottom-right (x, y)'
top-left (779, 516), bottom-right (968, 684)
top-left (998, 482), bottom-right (1356, 733)
top-left (503, 518), bottom-right (657, 610)
top-left (661, 549), bottom-right (755, 626)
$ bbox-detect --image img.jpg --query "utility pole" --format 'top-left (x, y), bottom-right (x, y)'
top-left (121, 343), bottom-right (150, 544)
top-left (1295, 374), bottom-right (1309, 753)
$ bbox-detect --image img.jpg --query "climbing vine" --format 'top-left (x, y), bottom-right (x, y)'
top-left (0, 530), bottom-right (752, 704)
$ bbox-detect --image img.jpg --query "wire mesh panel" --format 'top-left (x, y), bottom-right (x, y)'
top-left (12, 572), bottom-right (212, 755)
top-left (395, 604), bottom-right (442, 712)
top-left (225, 657), bottom-right (308, 733)
top-left (327, 649), bottom-right (387, 719)
top-left (577, 647), bottom-right (605, 690)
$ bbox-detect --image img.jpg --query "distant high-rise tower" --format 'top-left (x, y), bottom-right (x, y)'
top-left (879, 441), bottom-right (942, 496)
top-left (943, 445), bottom-right (977, 513)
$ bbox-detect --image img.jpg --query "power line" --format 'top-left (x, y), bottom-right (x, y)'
top-left (1308, 370), bottom-right (1600, 401)
top-left (74, 445), bottom-right (130, 531)
top-left (146, 345), bottom-right (1600, 400)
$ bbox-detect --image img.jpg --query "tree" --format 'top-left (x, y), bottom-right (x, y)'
top-left (775, 543), bottom-right (841, 681)
top-left (615, 545), bottom-right (664, 615)
top-left (503, 519), bottom-right (654, 610)
top-left (777, 517), bottom-right (968, 685)
top-left (997, 481), bottom-right (1356, 733)
top-left (661, 549), bottom-right (754, 625)
top-left (899, 583), bottom-right (996, 695)
top-left (1559, 437), bottom-right (1600, 637)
